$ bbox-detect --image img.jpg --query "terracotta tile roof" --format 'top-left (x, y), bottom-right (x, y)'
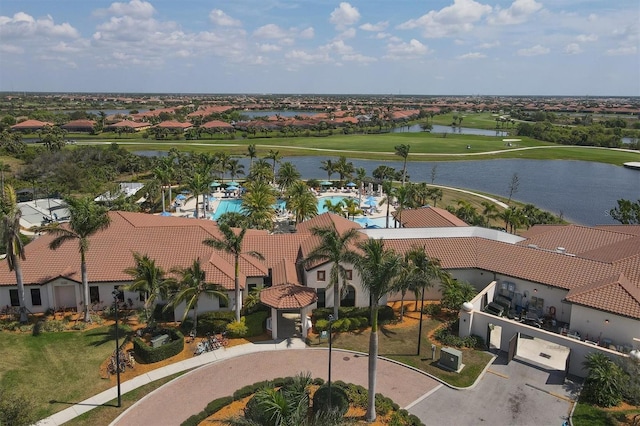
top-left (578, 236), bottom-right (640, 263)
top-left (260, 284), bottom-right (317, 309)
top-left (156, 120), bottom-right (193, 129)
top-left (295, 212), bottom-right (360, 235)
top-left (271, 259), bottom-right (300, 286)
top-left (61, 119), bottom-right (95, 129)
top-left (595, 225), bottom-right (640, 236)
top-left (383, 237), bottom-right (479, 269)
top-left (107, 120), bottom-right (150, 129)
top-left (11, 119), bottom-right (54, 129)
top-left (201, 120), bottom-right (234, 129)
top-left (517, 224), bottom-right (633, 255)
top-left (394, 207), bottom-right (469, 228)
top-left (566, 273), bottom-right (640, 319)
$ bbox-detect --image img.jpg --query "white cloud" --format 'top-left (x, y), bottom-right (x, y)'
top-left (360, 21), bottom-right (388, 32)
top-left (0, 12), bottom-right (80, 40)
top-left (284, 49), bottom-right (331, 64)
top-left (478, 41), bottom-right (500, 49)
top-left (398, 0), bottom-right (492, 38)
top-left (564, 43), bottom-right (582, 55)
top-left (209, 9), bottom-right (242, 27)
top-left (330, 2), bottom-right (360, 30)
top-left (341, 53), bottom-right (377, 63)
top-left (606, 46), bottom-right (637, 56)
top-left (321, 40), bottom-right (353, 55)
top-left (517, 44), bottom-right (549, 56)
top-left (576, 34), bottom-right (597, 43)
top-left (0, 44), bottom-right (23, 54)
top-left (339, 28), bottom-right (356, 39)
top-left (385, 39), bottom-right (431, 58)
top-left (257, 43), bottom-right (281, 53)
top-left (488, 0), bottom-right (542, 25)
top-left (375, 32), bottom-right (391, 40)
top-left (458, 52), bottom-right (487, 59)
top-left (254, 24), bottom-right (287, 39)
top-left (98, 0), bottom-right (156, 19)
top-left (299, 27), bottom-right (314, 39)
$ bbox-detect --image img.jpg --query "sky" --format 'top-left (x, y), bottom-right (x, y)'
top-left (0, 0), bottom-right (638, 96)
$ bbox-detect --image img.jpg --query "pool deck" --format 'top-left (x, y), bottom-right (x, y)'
top-left (162, 187), bottom-right (393, 225)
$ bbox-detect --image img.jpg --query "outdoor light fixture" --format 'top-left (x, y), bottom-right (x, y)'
top-left (605, 319), bottom-right (609, 324)
top-left (112, 289), bottom-right (122, 408)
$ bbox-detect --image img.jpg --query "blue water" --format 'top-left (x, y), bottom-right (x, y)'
top-left (211, 196), bottom-right (357, 220)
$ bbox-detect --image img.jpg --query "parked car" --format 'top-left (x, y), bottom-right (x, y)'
top-left (483, 302), bottom-right (505, 317)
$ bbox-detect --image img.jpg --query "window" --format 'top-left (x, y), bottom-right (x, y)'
top-left (9, 289), bottom-right (19, 307)
top-left (317, 270), bottom-right (326, 281)
top-left (342, 285), bottom-right (355, 307)
top-left (30, 289), bottom-right (42, 306)
top-left (219, 295), bottom-right (228, 308)
top-left (345, 270), bottom-right (353, 281)
top-left (114, 286), bottom-right (124, 302)
top-left (90, 286), bottom-right (100, 304)
top-left (317, 289), bottom-right (326, 308)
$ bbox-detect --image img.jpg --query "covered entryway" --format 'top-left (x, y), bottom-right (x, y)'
top-left (260, 284), bottom-right (317, 340)
top-left (54, 285), bottom-right (77, 310)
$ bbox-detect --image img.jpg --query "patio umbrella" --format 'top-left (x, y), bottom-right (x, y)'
top-left (346, 182), bottom-right (356, 187)
top-left (210, 182), bottom-right (221, 187)
top-left (226, 185), bottom-right (239, 191)
top-left (176, 194), bottom-right (186, 200)
top-left (227, 181), bottom-right (239, 187)
top-left (160, 211), bottom-right (172, 216)
top-left (320, 180), bottom-right (332, 186)
top-left (366, 196), bottom-right (376, 205)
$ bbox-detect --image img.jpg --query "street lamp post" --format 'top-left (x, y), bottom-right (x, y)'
top-left (417, 285), bottom-right (425, 356)
top-left (112, 290), bottom-right (122, 408)
top-left (327, 314), bottom-right (334, 411)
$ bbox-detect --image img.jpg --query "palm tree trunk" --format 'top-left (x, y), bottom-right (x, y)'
top-left (333, 280), bottom-right (340, 320)
top-left (367, 305), bottom-right (379, 422)
top-left (234, 255), bottom-right (241, 322)
top-left (14, 257), bottom-right (28, 323)
top-left (81, 254), bottom-right (91, 322)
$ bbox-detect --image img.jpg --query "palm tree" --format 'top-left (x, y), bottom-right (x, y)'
top-left (353, 238), bottom-right (402, 422)
top-left (165, 259), bottom-right (228, 332)
top-left (427, 187), bottom-right (443, 208)
top-left (265, 149), bottom-right (281, 181)
top-left (320, 159), bottom-right (335, 181)
top-left (394, 144), bottom-right (410, 185)
top-left (248, 159), bottom-right (274, 183)
top-left (285, 181), bottom-right (317, 224)
top-left (241, 180), bottom-right (277, 230)
top-left (333, 156), bottom-right (354, 184)
top-left (303, 224), bottom-right (360, 320)
top-left (342, 198), bottom-right (362, 220)
top-left (481, 201), bottom-right (500, 227)
top-left (187, 172), bottom-right (209, 219)
top-left (582, 352), bottom-right (625, 407)
top-left (123, 253), bottom-right (168, 323)
top-left (153, 165), bottom-right (170, 213)
top-left (1, 185), bottom-right (28, 323)
top-left (380, 180), bottom-right (395, 228)
top-left (276, 162), bottom-right (301, 192)
top-left (40, 197), bottom-right (111, 322)
top-left (393, 185), bottom-right (412, 228)
top-left (323, 199), bottom-right (344, 216)
top-left (203, 224), bottom-right (263, 321)
top-left (227, 158), bottom-right (245, 182)
top-left (246, 144), bottom-right (257, 170)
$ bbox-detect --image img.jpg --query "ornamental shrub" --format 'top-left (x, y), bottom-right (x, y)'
top-left (225, 319), bottom-right (248, 337)
top-left (133, 329), bottom-right (184, 363)
top-left (312, 385), bottom-right (349, 417)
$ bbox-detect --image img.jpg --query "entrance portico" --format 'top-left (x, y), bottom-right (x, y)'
top-left (260, 284), bottom-right (317, 340)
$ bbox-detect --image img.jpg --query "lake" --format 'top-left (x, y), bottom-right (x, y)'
top-left (136, 150), bottom-right (640, 226)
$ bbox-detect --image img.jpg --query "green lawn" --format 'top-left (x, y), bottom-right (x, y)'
top-left (0, 326), bottom-right (121, 420)
top-left (573, 402), bottom-right (640, 426)
top-left (309, 315), bottom-right (494, 388)
top-left (79, 131), bottom-right (640, 165)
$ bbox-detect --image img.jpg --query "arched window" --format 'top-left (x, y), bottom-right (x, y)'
top-left (341, 285), bottom-right (356, 307)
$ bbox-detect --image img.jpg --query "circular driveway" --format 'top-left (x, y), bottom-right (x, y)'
top-left (113, 349), bottom-right (440, 425)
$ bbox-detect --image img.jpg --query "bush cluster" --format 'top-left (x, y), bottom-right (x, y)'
top-left (133, 329), bottom-right (184, 363)
top-left (434, 321), bottom-right (484, 348)
top-left (312, 385), bottom-right (349, 416)
top-left (312, 306), bottom-right (394, 326)
top-left (315, 316), bottom-right (369, 333)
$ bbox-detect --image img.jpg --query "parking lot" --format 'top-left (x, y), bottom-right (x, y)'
top-left (408, 352), bottom-right (579, 426)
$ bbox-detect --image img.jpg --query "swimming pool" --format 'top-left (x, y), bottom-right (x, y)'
top-left (211, 196), bottom-right (357, 221)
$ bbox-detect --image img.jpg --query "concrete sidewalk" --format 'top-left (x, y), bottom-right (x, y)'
top-left (36, 338), bottom-right (307, 426)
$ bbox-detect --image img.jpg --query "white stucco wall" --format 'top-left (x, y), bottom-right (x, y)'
top-left (569, 305), bottom-right (640, 351)
top-left (304, 263), bottom-right (369, 308)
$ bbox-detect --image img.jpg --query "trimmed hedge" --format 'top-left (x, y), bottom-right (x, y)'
top-left (312, 306), bottom-right (394, 325)
top-left (181, 375), bottom-right (425, 426)
top-left (312, 385), bottom-right (349, 416)
top-left (133, 329), bottom-right (184, 363)
top-left (244, 310), bottom-right (269, 336)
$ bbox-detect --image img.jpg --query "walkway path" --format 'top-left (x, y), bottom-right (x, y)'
top-left (37, 339), bottom-right (440, 426)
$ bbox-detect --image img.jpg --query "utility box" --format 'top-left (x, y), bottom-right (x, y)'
top-left (439, 347), bottom-right (463, 372)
